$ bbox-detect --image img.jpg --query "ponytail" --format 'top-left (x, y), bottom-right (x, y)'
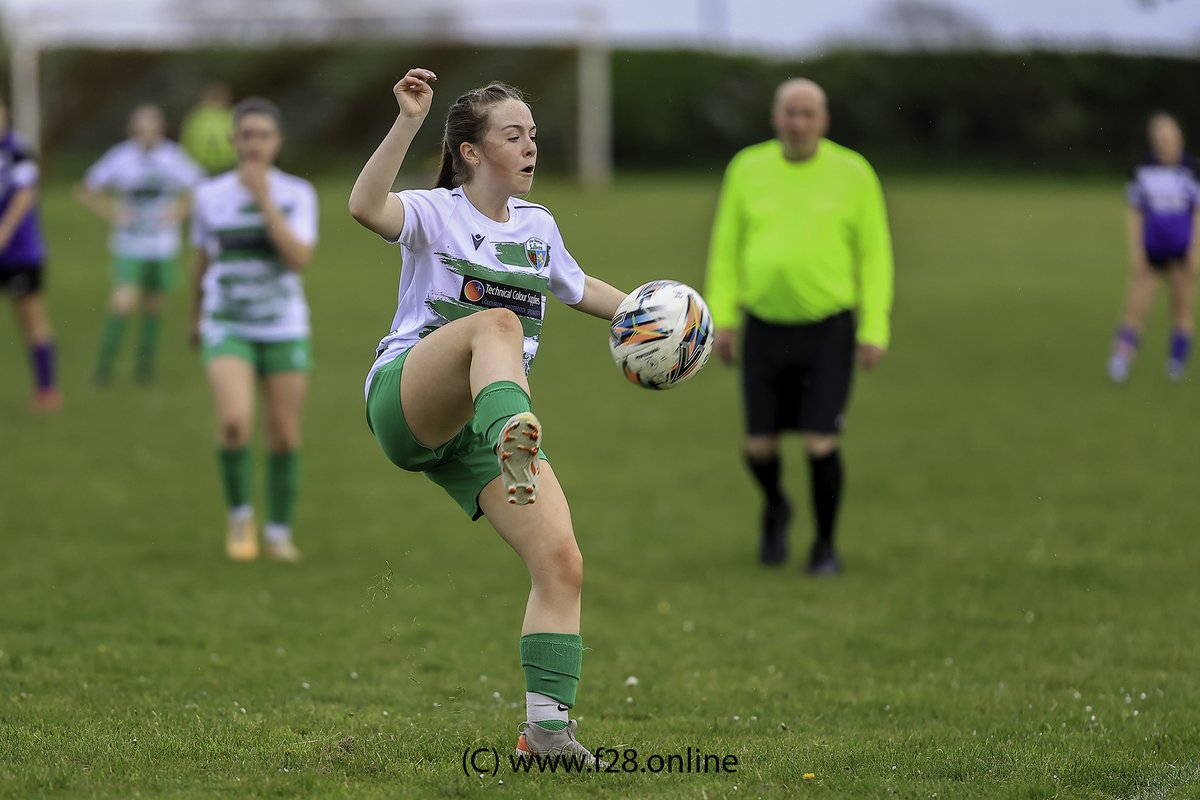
top-left (435, 135), bottom-right (456, 190)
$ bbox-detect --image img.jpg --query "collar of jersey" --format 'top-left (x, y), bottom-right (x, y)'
top-left (454, 187), bottom-right (519, 231)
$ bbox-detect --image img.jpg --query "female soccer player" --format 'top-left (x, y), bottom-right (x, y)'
top-left (78, 104), bottom-right (204, 385)
top-left (1108, 112), bottom-right (1200, 383)
top-left (349, 68), bottom-right (626, 763)
top-left (0, 96), bottom-right (60, 412)
top-left (191, 98), bottom-right (317, 562)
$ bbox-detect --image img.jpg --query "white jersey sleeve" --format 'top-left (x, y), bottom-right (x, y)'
top-left (289, 180), bottom-right (319, 246)
top-left (169, 147), bottom-right (206, 191)
top-left (393, 188), bottom-right (456, 248)
top-left (546, 222), bottom-right (586, 306)
top-left (11, 160), bottom-right (38, 188)
top-left (83, 145), bottom-right (121, 191)
top-left (6, 133), bottom-right (39, 188)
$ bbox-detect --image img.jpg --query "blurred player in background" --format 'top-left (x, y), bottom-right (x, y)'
top-left (350, 68), bottom-right (627, 765)
top-left (0, 97), bottom-right (61, 412)
top-left (191, 98), bottom-right (318, 563)
top-left (77, 105), bottom-right (204, 385)
top-left (1108, 112), bottom-right (1200, 383)
top-left (181, 84), bottom-right (237, 176)
top-left (705, 78), bottom-right (894, 575)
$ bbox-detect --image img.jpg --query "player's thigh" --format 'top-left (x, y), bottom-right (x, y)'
top-left (13, 292), bottom-right (52, 341)
top-left (799, 317), bottom-right (855, 438)
top-left (1166, 261), bottom-right (1195, 315)
top-left (143, 259), bottom-right (177, 295)
top-left (1130, 261), bottom-right (1162, 296)
top-left (262, 370), bottom-right (308, 450)
top-left (479, 462), bottom-right (581, 580)
top-left (110, 283), bottom-right (140, 315)
top-left (739, 318), bottom-right (787, 438)
top-left (205, 353), bottom-right (256, 426)
top-left (398, 317), bottom-right (484, 449)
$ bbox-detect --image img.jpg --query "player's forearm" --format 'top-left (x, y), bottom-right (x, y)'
top-left (1126, 208), bottom-right (1145, 264)
top-left (857, 249), bottom-right (893, 348)
top-left (570, 275), bottom-right (626, 320)
top-left (349, 115), bottom-right (423, 229)
top-left (190, 251), bottom-right (208, 324)
top-left (74, 186), bottom-right (117, 225)
top-left (172, 194), bottom-right (194, 227)
top-left (704, 206), bottom-right (744, 329)
top-left (258, 196), bottom-right (314, 271)
top-left (1190, 211), bottom-right (1200, 271)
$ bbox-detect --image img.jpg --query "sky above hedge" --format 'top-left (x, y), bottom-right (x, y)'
top-left (1, 0), bottom-right (1196, 56)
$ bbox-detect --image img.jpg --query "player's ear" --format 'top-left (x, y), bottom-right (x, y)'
top-left (460, 141), bottom-right (480, 168)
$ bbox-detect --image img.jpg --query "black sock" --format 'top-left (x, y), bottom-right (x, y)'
top-left (746, 454), bottom-right (784, 506)
top-left (808, 450), bottom-right (843, 546)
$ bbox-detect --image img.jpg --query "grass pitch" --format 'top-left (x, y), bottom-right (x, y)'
top-left (2, 173), bottom-right (1199, 798)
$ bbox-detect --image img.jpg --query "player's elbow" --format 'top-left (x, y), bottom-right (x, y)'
top-left (348, 193), bottom-right (385, 232)
top-left (347, 193), bottom-right (371, 225)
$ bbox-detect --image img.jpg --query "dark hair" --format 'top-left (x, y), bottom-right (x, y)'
top-left (233, 97), bottom-right (283, 130)
top-left (435, 83), bottom-right (527, 190)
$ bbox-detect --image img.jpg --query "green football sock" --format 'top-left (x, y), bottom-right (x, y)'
top-left (472, 381), bottom-right (532, 445)
top-left (521, 632), bottom-right (583, 731)
top-left (217, 447), bottom-right (252, 510)
top-left (94, 314), bottom-right (127, 381)
top-left (267, 450), bottom-right (300, 526)
top-left (136, 313), bottom-right (161, 379)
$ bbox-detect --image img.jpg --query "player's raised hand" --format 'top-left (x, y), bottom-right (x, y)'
top-left (394, 68), bottom-right (437, 120)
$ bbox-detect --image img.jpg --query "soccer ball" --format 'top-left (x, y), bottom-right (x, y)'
top-left (609, 280), bottom-right (714, 389)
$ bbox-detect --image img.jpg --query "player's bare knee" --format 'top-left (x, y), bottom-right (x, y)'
top-left (803, 434), bottom-right (839, 457)
top-left (219, 418), bottom-right (252, 448)
top-left (111, 288), bottom-right (137, 315)
top-left (743, 437), bottom-right (778, 462)
top-left (476, 307), bottom-right (524, 342)
top-left (547, 539), bottom-right (584, 594)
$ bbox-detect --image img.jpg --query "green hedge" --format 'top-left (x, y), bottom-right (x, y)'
top-left (12, 45), bottom-right (1200, 175)
top-left (612, 49), bottom-right (1200, 172)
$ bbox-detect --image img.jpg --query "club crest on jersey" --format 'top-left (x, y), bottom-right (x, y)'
top-left (524, 237), bottom-right (550, 270)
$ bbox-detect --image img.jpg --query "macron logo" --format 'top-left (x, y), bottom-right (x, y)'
top-left (472, 233), bottom-right (486, 251)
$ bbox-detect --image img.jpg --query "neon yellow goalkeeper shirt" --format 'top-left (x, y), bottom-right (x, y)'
top-left (704, 138), bottom-right (894, 347)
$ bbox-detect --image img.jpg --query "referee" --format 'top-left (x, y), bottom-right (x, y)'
top-left (704, 78), bottom-right (894, 575)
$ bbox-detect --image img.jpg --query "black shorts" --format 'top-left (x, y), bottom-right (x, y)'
top-left (1147, 252), bottom-right (1187, 271)
top-left (741, 311), bottom-right (855, 436)
top-left (0, 265), bottom-right (44, 298)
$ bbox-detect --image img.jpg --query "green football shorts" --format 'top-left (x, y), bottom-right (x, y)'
top-left (202, 334), bottom-right (313, 377)
top-left (365, 347), bottom-right (549, 521)
top-left (112, 256), bottom-right (179, 292)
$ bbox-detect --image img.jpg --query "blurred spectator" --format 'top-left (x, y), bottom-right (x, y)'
top-left (76, 104), bottom-right (204, 385)
top-left (0, 96), bottom-right (61, 412)
top-left (191, 98), bottom-right (318, 563)
top-left (704, 78), bottom-right (894, 575)
top-left (181, 84), bottom-right (237, 175)
top-left (1108, 113), bottom-right (1200, 383)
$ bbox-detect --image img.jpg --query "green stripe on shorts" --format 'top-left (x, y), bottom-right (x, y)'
top-left (112, 257), bottom-right (179, 292)
top-left (202, 334), bottom-right (312, 377)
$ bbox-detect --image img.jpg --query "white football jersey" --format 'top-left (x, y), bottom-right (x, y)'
top-left (192, 168), bottom-right (319, 342)
top-left (83, 140), bottom-right (204, 260)
top-left (365, 187), bottom-right (586, 397)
